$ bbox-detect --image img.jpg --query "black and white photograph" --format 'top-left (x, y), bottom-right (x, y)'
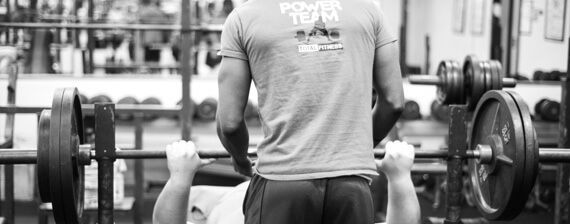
top-left (0, 0), bottom-right (568, 224)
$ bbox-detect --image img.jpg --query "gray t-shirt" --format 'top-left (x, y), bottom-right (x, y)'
top-left (220, 0), bottom-right (397, 181)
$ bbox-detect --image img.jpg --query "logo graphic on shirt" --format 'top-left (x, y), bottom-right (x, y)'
top-left (279, 0), bottom-right (342, 25)
top-left (295, 16), bottom-right (343, 53)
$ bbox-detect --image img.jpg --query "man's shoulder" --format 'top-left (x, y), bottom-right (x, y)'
top-left (230, 0), bottom-right (255, 15)
top-left (345, 0), bottom-right (383, 12)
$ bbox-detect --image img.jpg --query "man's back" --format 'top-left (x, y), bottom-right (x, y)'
top-left (220, 0), bottom-right (397, 180)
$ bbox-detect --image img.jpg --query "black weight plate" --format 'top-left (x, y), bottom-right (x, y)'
top-left (72, 88), bottom-right (85, 222)
top-left (534, 99), bottom-right (548, 119)
top-left (506, 91), bottom-right (539, 220)
top-left (174, 99), bottom-right (198, 120)
top-left (481, 61), bottom-right (491, 95)
top-left (51, 88), bottom-right (84, 224)
top-left (197, 97), bottom-right (218, 121)
top-left (62, 88), bottom-right (84, 224)
top-left (402, 100), bottom-right (421, 120)
top-left (533, 70), bottom-right (545, 81)
top-left (467, 56), bottom-right (485, 110)
top-left (449, 61), bottom-right (461, 104)
top-left (38, 110), bottom-right (51, 203)
top-left (452, 60), bottom-right (465, 104)
top-left (49, 89), bottom-right (65, 223)
top-left (437, 60), bottom-right (463, 104)
top-left (463, 56), bottom-right (479, 106)
top-left (539, 100), bottom-right (560, 122)
top-left (141, 97), bottom-right (162, 121)
top-left (88, 94), bottom-right (113, 104)
top-left (468, 90), bottom-right (528, 220)
top-left (117, 96), bottom-right (139, 105)
top-left (117, 96), bottom-right (139, 121)
top-left (436, 61), bottom-right (450, 104)
top-left (430, 100), bottom-right (449, 122)
top-left (490, 61), bottom-right (503, 90)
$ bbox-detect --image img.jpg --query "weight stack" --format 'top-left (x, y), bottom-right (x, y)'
top-left (173, 99), bottom-right (198, 120)
top-left (88, 94), bottom-right (113, 104)
top-left (430, 100), bottom-right (449, 123)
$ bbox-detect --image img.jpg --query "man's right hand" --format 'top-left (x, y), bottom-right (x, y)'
top-left (232, 157), bottom-right (253, 177)
top-left (165, 140), bottom-right (215, 182)
top-left (375, 141), bottom-right (415, 180)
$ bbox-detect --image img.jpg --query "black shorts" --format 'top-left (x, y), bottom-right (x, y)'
top-left (243, 175), bottom-right (374, 224)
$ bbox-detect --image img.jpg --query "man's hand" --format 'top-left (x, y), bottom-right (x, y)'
top-left (376, 141), bottom-right (415, 180)
top-left (232, 157), bottom-right (253, 177)
top-left (165, 140), bottom-right (215, 182)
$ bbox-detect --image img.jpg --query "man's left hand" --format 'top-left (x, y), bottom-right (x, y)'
top-left (232, 157), bottom-right (253, 177)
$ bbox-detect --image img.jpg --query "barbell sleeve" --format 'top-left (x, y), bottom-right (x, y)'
top-left (407, 76), bottom-right (441, 85)
top-left (538, 148), bottom-right (570, 162)
top-left (0, 149), bottom-right (37, 164)
top-left (503, 78), bottom-right (517, 88)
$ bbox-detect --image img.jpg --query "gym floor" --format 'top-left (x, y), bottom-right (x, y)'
top-left (8, 118), bottom-right (558, 224)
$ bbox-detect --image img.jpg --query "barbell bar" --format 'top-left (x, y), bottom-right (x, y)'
top-left (0, 104), bottom-right (180, 116)
top-left (0, 146), bottom-right (569, 164)
top-left (0, 22), bottom-right (222, 32)
top-left (407, 56), bottom-right (517, 109)
top-left (408, 76), bottom-right (517, 87)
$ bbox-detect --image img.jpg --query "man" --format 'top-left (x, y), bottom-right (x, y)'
top-left (153, 140), bottom-right (418, 224)
top-left (214, 0), bottom-right (420, 223)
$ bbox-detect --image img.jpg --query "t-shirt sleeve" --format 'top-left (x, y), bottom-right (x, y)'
top-left (220, 10), bottom-right (248, 60)
top-left (372, 1), bottom-right (397, 48)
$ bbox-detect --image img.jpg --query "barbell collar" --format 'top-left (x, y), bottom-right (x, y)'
top-left (502, 78), bottom-right (517, 88)
top-left (407, 76), bottom-right (442, 85)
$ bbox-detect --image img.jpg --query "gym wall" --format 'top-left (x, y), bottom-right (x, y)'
top-left (518, 0), bottom-right (570, 77)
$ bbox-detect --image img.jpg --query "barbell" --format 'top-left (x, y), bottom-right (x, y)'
top-left (0, 22), bottom-right (222, 32)
top-left (0, 87), bottom-right (568, 222)
top-left (408, 56), bottom-right (517, 109)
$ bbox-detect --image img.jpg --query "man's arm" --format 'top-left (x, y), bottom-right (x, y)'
top-left (153, 175), bottom-right (192, 224)
top-left (153, 141), bottom-right (213, 224)
top-left (372, 42), bottom-right (405, 147)
top-left (376, 141), bottom-right (421, 224)
top-left (216, 56), bottom-right (253, 176)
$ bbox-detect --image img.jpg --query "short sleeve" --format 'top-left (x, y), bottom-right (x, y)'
top-left (220, 10), bottom-right (248, 60)
top-left (372, 1), bottom-right (397, 48)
